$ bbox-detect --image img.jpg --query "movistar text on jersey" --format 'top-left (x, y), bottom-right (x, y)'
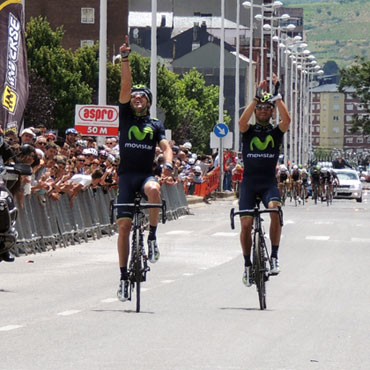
top-left (246, 153), bottom-right (275, 158)
top-left (124, 143), bottom-right (154, 150)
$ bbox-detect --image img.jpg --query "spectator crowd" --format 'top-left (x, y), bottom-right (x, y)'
top-left (1, 125), bottom-right (240, 207)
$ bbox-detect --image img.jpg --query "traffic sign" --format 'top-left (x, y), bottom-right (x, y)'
top-left (214, 123), bottom-right (229, 138)
top-left (74, 104), bottom-right (119, 136)
top-left (210, 132), bottom-right (233, 149)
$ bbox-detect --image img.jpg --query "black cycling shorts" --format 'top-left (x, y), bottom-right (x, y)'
top-left (239, 177), bottom-right (281, 216)
top-left (117, 173), bottom-right (159, 219)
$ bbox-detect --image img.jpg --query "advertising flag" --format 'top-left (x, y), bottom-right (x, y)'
top-left (0, 0), bottom-right (29, 133)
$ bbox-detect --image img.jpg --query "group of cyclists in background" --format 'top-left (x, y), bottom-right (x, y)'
top-left (232, 159), bottom-right (345, 206)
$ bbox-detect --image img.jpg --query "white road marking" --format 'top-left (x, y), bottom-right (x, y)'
top-left (306, 236), bottom-right (330, 241)
top-left (165, 230), bottom-right (192, 235)
top-left (0, 325), bottom-right (23, 332)
top-left (351, 237), bottom-right (370, 243)
top-left (212, 232), bottom-right (238, 237)
top-left (141, 287), bottom-right (149, 292)
top-left (57, 310), bottom-right (81, 316)
top-left (160, 280), bottom-right (175, 284)
top-left (284, 220), bottom-right (295, 225)
top-left (183, 273), bottom-right (194, 276)
top-left (314, 221), bottom-right (334, 225)
top-left (101, 298), bottom-right (117, 303)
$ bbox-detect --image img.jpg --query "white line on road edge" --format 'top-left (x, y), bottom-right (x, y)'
top-left (351, 237), bottom-right (370, 243)
top-left (0, 325), bottom-right (23, 331)
top-left (314, 221), bottom-right (334, 225)
top-left (165, 230), bottom-right (192, 235)
top-left (284, 220), bottom-right (295, 225)
top-left (306, 236), bottom-right (330, 241)
top-left (57, 310), bottom-right (82, 316)
top-left (183, 273), bottom-right (194, 276)
top-left (212, 232), bottom-right (238, 237)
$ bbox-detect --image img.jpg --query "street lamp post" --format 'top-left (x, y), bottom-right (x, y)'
top-left (234, 0), bottom-right (241, 152)
top-left (243, 1), bottom-right (283, 83)
top-left (150, 0), bottom-right (157, 118)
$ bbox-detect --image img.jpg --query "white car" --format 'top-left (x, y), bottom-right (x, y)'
top-left (334, 169), bottom-right (362, 202)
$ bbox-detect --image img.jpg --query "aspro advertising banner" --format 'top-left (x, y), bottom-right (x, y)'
top-left (0, 0), bottom-right (29, 133)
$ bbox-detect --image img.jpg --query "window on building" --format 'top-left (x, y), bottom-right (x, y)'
top-left (346, 115), bottom-right (352, 122)
top-left (333, 138), bottom-right (339, 145)
top-left (333, 104), bottom-right (340, 111)
top-left (346, 126), bottom-right (352, 134)
top-left (367, 137), bottom-right (370, 144)
top-left (80, 40), bottom-right (94, 47)
top-left (346, 104), bottom-right (353, 110)
top-left (332, 126), bottom-right (340, 133)
top-left (333, 116), bottom-right (339, 121)
top-left (357, 104), bottom-right (364, 111)
top-left (346, 138), bottom-right (353, 144)
top-left (333, 95), bottom-right (340, 100)
top-left (323, 104), bottom-right (327, 111)
top-left (81, 8), bottom-right (95, 24)
top-left (322, 127), bottom-right (326, 133)
top-left (357, 137), bottom-right (363, 144)
top-left (346, 93), bottom-right (353, 100)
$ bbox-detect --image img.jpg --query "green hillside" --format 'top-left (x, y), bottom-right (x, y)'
top-left (284, 0), bottom-right (370, 68)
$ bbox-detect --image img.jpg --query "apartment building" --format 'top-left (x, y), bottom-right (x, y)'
top-left (24, 0), bottom-right (129, 58)
top-left (311, 84), bottom-right (370, 153)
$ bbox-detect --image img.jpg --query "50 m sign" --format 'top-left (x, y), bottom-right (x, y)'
top-left (74, 105), bottom-right (119, 136)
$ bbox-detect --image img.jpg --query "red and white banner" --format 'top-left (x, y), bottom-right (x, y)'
top-left (0, 0), bottom-right (29, 132)
top-left (74, 104), bottom-right (119, 136)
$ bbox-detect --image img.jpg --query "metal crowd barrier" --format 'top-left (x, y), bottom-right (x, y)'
top-left (11, 183), bottom-right (189, 256)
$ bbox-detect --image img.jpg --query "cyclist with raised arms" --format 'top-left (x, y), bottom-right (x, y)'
top-left (116, 36), bottom-right (173, 301)
top-left (239, 76), bottom-right (290, 287)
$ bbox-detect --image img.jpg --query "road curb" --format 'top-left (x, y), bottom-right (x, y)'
top-left (186, 192), bottom-right (236, 205)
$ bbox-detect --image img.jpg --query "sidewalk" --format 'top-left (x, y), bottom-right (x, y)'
top-left (186, 191), bottom-right (236, 205)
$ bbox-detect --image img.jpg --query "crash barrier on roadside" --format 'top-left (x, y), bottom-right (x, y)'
top-left (193, 167), bottom-right (220, 198)
top-left (11, 182), bottom-right (189, 257)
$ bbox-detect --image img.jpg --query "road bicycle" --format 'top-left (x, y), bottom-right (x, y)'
top-left (291, 181), bottom-right (300, 206)
top-left (112, 193), bottom-right (166, 312)
top-left (312, 182), bottom-right (320, 204)
top-left (279, 181), bottom-right (287, 206)
top-left (301, 181), bottom-right (307, 206)
top-left (230, 200), bottom-right (283, 310)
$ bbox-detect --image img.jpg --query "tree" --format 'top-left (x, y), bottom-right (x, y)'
top-left (339, 57), bottom-right (370, 136)
top-left (25, 17), bottom-right (92, 130)
top-left (323, 60), bottom-right (339, 75)
top-left (24, 70), bottom-right (56, 129)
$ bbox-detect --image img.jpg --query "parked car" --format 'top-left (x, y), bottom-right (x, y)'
top-left (334, 169), bottom-right (363, 202)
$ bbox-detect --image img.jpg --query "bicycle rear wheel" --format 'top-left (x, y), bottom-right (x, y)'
top-left (254, 235), bottom-right (267, 310)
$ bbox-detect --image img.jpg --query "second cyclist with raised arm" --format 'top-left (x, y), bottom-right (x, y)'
top-left (238, 75), bottom-right (290, 287)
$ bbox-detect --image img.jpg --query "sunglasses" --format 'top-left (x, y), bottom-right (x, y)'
top-left (37, 142), bottom-right (47, 146)
top-left (78, 159), bottom-right (85, 163)
top-left (131, 92), bottom-right (147, 99)
top-left (256, 104), bottom-right (273, 111)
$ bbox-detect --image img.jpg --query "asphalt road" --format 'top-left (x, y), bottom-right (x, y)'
top-left (1, 190), bottom-right (369, 370)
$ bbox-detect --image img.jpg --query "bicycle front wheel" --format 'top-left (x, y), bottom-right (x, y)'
top-left (254, 235), bottom-right (267, 310)
top-left (134, 256), bottom-right (142, 313)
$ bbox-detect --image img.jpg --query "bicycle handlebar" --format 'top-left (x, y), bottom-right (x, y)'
top-left (230, 207), bottom-right (283, 230)
top-left (112, 199), bottom-right (167, 224)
